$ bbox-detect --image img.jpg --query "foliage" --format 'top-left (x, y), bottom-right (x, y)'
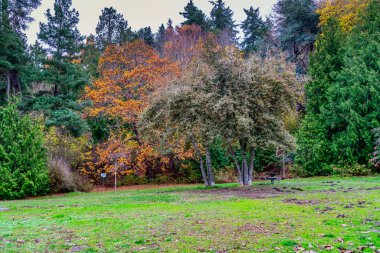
top-left (297, 1), bottom-right (380, 174)
top-left (180, 0), bottom-right (209, 31)
top-left (333, 164), bottom-right (372, 177)
top-left (95, 7), bottom-right (133, 51)
top-left (273, 0), bottom-right (320, 73)
top-left (240, 7), bottom-right (268, 54)
top-left (209, 0), bottom-right (237, 45)
top-left (0, 103), bottom-right (49, 200)
top-left (317, 0), bottom-right (370, 32)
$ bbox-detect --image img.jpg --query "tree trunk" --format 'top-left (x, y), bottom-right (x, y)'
top-left (6, 72), bottom-right (10, 100)
top-left (191, 135), bottom-right (208, 186)
top-left (229, 146), bottom-right (243, 186)
top-left (242, 154), bottom-right (249, 186)
top-left (131, 123), bottom-right (142, 146)
top-left (205, 146), bottom-right (215, 186)
top-left (248, 149), bottom-right (255, 185)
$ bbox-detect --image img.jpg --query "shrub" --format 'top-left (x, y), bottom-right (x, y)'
top-left (0, 104), bottom-right (49, 200)
top-left (215, 167), bottom-right (237, 183)
top-left (48, 157), bottom-right (93, 193)
top-left (333, 164), bottom-right (372, 177)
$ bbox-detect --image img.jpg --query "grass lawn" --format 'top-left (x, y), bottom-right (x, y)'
top-left (0, 177), bottom-right (379, 253)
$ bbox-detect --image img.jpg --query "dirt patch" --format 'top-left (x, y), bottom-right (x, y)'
top-left (282, 198), bottom-right (319, 205)
top-left (189, 187), bottom-right (294, 199)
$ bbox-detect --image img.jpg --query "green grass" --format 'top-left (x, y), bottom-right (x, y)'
top-left (0, 177), bottom-right (379, 252)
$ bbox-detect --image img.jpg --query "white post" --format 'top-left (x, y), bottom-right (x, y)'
top-left (114, 163), bottom-right (117, 192)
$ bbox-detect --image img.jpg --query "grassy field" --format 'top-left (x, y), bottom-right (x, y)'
top-left (0, 177), bottom-right (379, 253)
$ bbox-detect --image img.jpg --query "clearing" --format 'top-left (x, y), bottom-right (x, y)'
top-left (0, 177), bottom-right (379, 252)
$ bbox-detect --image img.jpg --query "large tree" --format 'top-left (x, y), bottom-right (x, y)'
top-left (273, 0), bottom-right (319, 74)
top-left (95, 7), bottom-right (133, 51)
top-left (240, 6), bottom-right (268, 54)
top-left (24, 0), bottom-right (89, 136)
top-left (209, 0), bottom-right (237, 45)
top-left (297, 1), bottom-right (380, 174)
top-left (180, 0), bottom-right (209, 30)
top-left (0, 0), bottom-right (41, 102)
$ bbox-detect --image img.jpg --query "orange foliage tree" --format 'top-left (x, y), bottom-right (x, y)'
top-left (83, 40), bottom-right (180, 180)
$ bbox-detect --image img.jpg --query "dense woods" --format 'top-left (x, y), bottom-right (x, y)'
top-left (0, 0), bottom-right (379, 199)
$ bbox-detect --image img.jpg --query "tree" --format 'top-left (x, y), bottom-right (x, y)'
top-left (317, 0), bottom-right (370, 32)
top-left (1, 0), bottom-right (41, 34)
top-left (241, 7), bottom-right (268, 54)
top-left (297, 1), bottom-right (380, 174)
top-left (163, 24), bottom-right (206, 67)
top-left (0, 103), bottom-right (49, 200)
top-left (137, 26), bottom-right (155, 47)
top-left (29, 0), bottom-right (88, 136)
top-left (95, 7), bottom-right (133, 50)
top-left (273, 0), bottom-right (320, 73)
top-left (142, 39), bottom-right (299, 186)
top-left (180, 0), bottom-right (209, 30)
top-left (0, 0), bottom-right (41, 101)
top-left (209, 0), bottom-right (237, 45)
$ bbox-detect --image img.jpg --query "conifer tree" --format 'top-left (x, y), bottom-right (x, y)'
top-left (209, 0), bottom-right (237, 45)
top-left (241, 7), bottom-right (268, 54)
top-left (180, 0), bottom-right (209, 30)
top-left (137, 26), bottom-right (155, 47)
top-left (25, 0), bottom-right (89, 136)
top-left (95, 7), bottom-right (133, 51)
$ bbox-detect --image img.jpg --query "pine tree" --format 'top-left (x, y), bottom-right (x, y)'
top-left (155, 24), bottom-right (166, 53)
top-left (0, 0), bottom-right (41, 101)
top-left (24, 0), bottom-right (89, 136)
top-left (209, 0), bottom-right (237, 45)
top-left (167, 18), bottom-right (174, 29)
top-left (273, 0), bottom-right (320, 74)
top-left (240, 7), bottom-right (268, 54)
top-left (95, 7), bottom-right (133, 51)
top-left (180, 0), bottom-right (209, 30)
top-left (137, 26), bottom-right (155, 47)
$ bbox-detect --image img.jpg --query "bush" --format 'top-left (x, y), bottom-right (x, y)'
top-left (215, 167), bottom-right (237, 183)
top-left (333, 164), bottom-right (372, 177)
top-left (0, 103), bottom-right (49, 200)
top-left (48, 157), bottom-right (93, 193)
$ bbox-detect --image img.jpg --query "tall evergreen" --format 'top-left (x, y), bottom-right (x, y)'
top-left (24, 0), bottom-right (88, 136)
top-left (297, 1), bottom-right (380, 174)
top-left (95, 7), bottom-right (133, 50)
top-left (0, 0), bottom-right (41, 101)
top-left (180, 0), bottom-right (209, 30)
top-left (273, 0), bottom-right (319, 73)
top-left (240, 7), bottom-right (268, 54)
top-left (209, 0), bottom-right (237, 44)
top-left (155, 24), bottom-right (166, 53)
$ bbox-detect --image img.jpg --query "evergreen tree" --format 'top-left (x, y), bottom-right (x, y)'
top-left (155, 24), bottom-right (166, 53)
top-left (180, 0), bottom-right (209, 30)
top-left (209, 0), bottom-right (237, 44)
top-left (95, 7), bottom-right (133, 50)
top-left (167, 18), bottom-right (174, 29)
top-left (137, 26), bottom-right (155, 47)
top-left (240, 7), bottom-right (268, 54)
top-left (81, 35), bottom-right (100, 79)
top-left (0, 103), bottom-right (49, 200)
top-left (297, 1), bottom-right (380, 174)
top-left (273, 0), bottom-right (319, 73)
top-left (1, 0), bottom-right (41, 34)
top-left (0, 0), bottom-right (41, 101)
top-left (24, 0), bottom-right (89, 136)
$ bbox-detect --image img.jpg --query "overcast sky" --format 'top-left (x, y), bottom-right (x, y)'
top-left (26, 0), bottom-right (278, 44)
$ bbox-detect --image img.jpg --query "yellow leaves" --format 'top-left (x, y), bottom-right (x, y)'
top-left (317, 0), bottom-right (370, 32)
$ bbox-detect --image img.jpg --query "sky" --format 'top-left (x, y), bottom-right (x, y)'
top-left (26, 0), bottom-right (278, 44)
